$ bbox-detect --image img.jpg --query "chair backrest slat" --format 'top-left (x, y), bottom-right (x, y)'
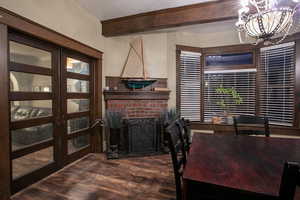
top-left (176, 118), bottom-right (192, 152)
top-left (279, 162), bottom-right (300, 200)
top-left (233, 115), bottom-right (270, 137)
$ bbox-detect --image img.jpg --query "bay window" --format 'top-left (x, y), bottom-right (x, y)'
top-left (177, 42), bottom-right (298, 127)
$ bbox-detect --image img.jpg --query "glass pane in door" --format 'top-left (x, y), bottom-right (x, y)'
top-left (67, 79), bottom-right (89, 93)
top-left (11, 100), bottom-right (52, 121)
top-left (12, 147), bottom-right (54, 179)
top-left (9, 41), bottom-right (52, 68)
top-left (11, 123), bottom-right (53, 151)
top-left (67, 99), bottom-right (89, 113)
top-left (66, 57), bottom-right (89, 75)
top-left (68, 135), bottom-right (90, 154)
top-left (67, 116), bottom-right (89, 134)
top-left (10, 71), bottom-right (52, 92)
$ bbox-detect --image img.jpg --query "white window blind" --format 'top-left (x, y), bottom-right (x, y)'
top-left (179, 51), bottom-right (201, 121)
top-left (204, 69), bottom-right (256, 122)
top-left (259, 42), bottom-right (295, 126)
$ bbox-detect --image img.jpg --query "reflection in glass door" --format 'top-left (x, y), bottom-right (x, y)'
top-left (61, 52), bottom-right (94, 163)
top-left (8, 32), bottom-right (60, 192)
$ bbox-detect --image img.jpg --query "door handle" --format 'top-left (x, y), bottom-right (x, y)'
top-left (90, 119), bottom-right (104, 129)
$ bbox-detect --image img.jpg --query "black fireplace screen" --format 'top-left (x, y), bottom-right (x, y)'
top-left (124, 118), bottom-right (160, 156)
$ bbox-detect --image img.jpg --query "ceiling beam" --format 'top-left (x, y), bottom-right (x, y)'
top-left (101, 0), bottom-right (240, 37)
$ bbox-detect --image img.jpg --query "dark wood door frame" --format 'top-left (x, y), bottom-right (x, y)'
top-left (0, 7), bottom-right (103, 198)
top-left (0, 23), bottom-right (11, 200)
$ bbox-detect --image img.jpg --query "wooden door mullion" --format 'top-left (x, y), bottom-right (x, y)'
top-left (0, 23), bottom-right (11, 199)
top-left (60, 52), bottom-right (68, 165)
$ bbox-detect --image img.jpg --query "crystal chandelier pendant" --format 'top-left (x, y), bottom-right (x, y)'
top-left (236, 0), bottom-right (300, 45)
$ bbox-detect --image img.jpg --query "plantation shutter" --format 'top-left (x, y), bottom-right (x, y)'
top-left (178, 51), bottom-right (201, 121)
top-left (259, 42), bottom-right (295, 126)
top-left (204, 69), bottom-right (256, 122)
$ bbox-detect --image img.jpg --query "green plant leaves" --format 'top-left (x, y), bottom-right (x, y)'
top-left (215, 85), bottom-right (243, 111)
top-left (160, 108), bottom-right (178, 124)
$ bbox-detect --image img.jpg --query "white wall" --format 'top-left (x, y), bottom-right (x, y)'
top-left (0, 0), bottom-right (104, 51)
top-left (103, 33), bottom-right (168, 78)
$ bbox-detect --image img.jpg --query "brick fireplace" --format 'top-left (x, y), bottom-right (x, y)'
top-left (104, 77), bottom-right (170, 157)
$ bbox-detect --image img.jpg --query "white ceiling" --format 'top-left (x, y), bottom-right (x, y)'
top-left (76, 0), bottom-right (215, 21)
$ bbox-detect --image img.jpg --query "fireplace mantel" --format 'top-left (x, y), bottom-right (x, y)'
top-left (104, 77), bottom-right (169, 119)
top-left (103, 90), bottom-right (170, 100)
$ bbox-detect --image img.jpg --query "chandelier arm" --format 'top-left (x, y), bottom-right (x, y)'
top-left (254, 0), bottom-right (272, 11)
top-left (250, 0), bottom-right (261, 12)
top-left (268, 12), bottom-right (276, 35)
top-left (275, 21), bottom-right (293, 44)
top-left (238, 31), bottom-right (246, 44)
top-left (246, 17), bottom-right (261, 38)
top-left (265, 12), bottom-right (270, 34)
top-left (251, 0), bottom-right (263, 12)
top-left (258, 16), bottom-right (267, 37)
top-left (270, 11), bottom-right (288, 38)
top-left (269, 11), bottom-right (276, 32)
top-left (293, 4), bottom-right (300, 14)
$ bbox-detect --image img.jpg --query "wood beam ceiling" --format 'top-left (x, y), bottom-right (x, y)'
top-left (101, 0), bottom-right (240, 37)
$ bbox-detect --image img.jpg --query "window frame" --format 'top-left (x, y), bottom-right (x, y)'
top-left (176, 45), bottom-right (203, 121)
top-left (295, 41), bottom-right (300, 128)
top-left (203, 44), bottom-right (257, 71)
top-left (258, 42), bottom-right (296, 126)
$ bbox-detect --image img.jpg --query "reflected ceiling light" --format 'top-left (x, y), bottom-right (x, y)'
top-left (236, 0), bottom-right (300, 45)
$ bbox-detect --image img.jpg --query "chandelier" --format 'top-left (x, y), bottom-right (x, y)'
top-left (236, 0), bottom-right (300, 45)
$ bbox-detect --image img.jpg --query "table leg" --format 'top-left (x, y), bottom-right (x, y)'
top-left (182, 178), bottom-right (188, 200)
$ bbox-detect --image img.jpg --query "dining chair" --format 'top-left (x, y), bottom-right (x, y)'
top-left (176, 118), bottom-right (192, 152)
top-left (279, 162), bottom-right (300, 200)
top-left (233, 115), bottom-right (270, 137)
top-left (165, 120), bottom-right (187, 200)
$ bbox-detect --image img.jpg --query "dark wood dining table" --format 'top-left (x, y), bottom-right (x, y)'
top-left (183, 134), bottom-right (300, 200)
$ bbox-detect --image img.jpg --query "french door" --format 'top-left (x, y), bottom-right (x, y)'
top-left (8, 31), bottom-right (95, 193)
top-left (60, 50), bottom-right (94, 164)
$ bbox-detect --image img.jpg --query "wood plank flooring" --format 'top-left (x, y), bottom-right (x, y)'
top-left (11, 154), bottom-right (176, 200)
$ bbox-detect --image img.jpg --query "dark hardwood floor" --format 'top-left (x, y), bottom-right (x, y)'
top-left (11, 154), bottom-right (176, 200)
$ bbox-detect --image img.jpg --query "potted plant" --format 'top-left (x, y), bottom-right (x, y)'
top-left (105, 111), bottom-right (123, 158)
top-left (215, 86), bottom-right (243, 124)
top-left (160, 108), bottom-right (178, 127)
